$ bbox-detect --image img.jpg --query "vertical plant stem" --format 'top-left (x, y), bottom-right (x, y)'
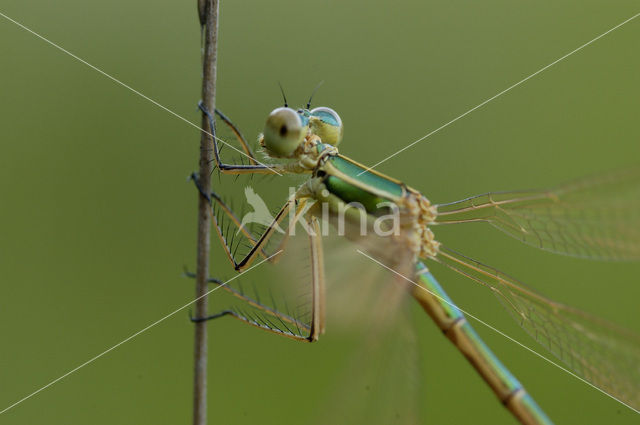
top-left (193, 1), bottom-right (218, 425)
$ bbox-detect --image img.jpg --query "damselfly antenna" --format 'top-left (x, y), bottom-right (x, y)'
top-left (277, 81), bottom-right (288, 107)
top-left (306, 81), bottom-right (325, 109)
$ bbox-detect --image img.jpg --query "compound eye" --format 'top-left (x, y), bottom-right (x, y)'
top-left (310, 107), bottom-right (343, 146)
top-left (310, 107), bottom-right (342, 127)
top-left (263, 107), bottom-right (306, 157)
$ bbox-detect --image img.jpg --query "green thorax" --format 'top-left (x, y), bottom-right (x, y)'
top-left (314, 143), bottom-right (406, 215)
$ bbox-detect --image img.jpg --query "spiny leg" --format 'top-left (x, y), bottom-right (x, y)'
top-left (191, 172), bottom-right (314, 272)
top-left (199, 102), bottom-right (284, 175)
top-left (192, 309), bottom-right (311, 342)
top-left (188, 215), bottom-right (326, 343)
top-left (232, 197), bottom-right (318, 272)
top-left (185, 273), bottom-right (313, 342)
top-left (190, 172), bottom-right (292, 265)
top-left (213, 108), bottom-right (257, 164)
top-left (190, 173), bottom-right (268, 260)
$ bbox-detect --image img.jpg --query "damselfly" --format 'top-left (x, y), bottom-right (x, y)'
top-left (191, 98), bottom-right (640, 425)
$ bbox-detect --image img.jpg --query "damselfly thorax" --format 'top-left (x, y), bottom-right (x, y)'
top-left (275, 121), bottom-right (441, 261)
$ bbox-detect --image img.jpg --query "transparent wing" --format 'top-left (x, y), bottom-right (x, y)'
top-left (313, 232), bottom-right (422, 425)
top-left (430, 245), bottom-right (640, 409)
top-left (210, 200), bottom-right (424, 423)
top-left (434, 167), bottom-right (640, 261)
top-left (315, 298), bottom-right (420, 425)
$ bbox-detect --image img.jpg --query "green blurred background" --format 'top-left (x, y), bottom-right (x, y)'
top-left (1, 1), bottom-right (639, 424)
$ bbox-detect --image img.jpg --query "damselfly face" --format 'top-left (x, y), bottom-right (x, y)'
top-left (261, 106), bottom-right (343, 157)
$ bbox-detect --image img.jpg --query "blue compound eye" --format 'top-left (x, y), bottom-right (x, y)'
top-left (310, 107), bottom-right (342, 128)
top-left (309, 107), bottom-right (343, 146)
